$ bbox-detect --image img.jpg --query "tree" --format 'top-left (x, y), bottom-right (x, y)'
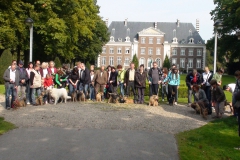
top-left (54, 57), bottom-right (61, 68)
top-left (0, 49), bottom-right (13, 84)
top-left (86, 61), bottom-right (91, 70)
top-left (131, 54), bottom-right (139, 69)
top-left (163, 55), bottom-right (171, 69)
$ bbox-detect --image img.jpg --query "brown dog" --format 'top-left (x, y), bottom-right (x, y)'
top-left (224, 100), bottom-right (233, 114)
top-left (36, 92), bottom-right (44, 106)
top-left (96, 92), bottom-right (103, 102)
top-left (149, 95), bottom-right (159, 106)
top-left (78, 91), bottom-right (86, 102)
top-left (124, 96), bottom-right (134, 104)
top-left (71, 91), bottom-right (77, 102)
top-left (191, 102), bottom-right (208, 119)
top-left (108, 93), bottom-right (119, 103)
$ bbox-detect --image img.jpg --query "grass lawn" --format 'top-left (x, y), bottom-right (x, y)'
top-left (0, 117), bottom-right (16, 135)
top-left (176, 116), bottom-right (240, 160)
top-left (0, 85), bottom-right (5, 95)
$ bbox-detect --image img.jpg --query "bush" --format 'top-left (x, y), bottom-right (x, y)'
top-left (54, 57), bottom-right (61, 68)
top-left (0, 49), bottom-right (13, 84)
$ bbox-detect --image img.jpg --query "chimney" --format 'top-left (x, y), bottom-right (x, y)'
top-left (176, 19), bottom-right (180, 27)
top-left (105, 18), bottom-right (109, 26)
top-left (124, 18), bottom-right (128, 26)
top-left (155, 22), bottom-right (157, 29)
top-left (196, 19), bottom-right (199, 33)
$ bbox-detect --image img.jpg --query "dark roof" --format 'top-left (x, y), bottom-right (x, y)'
top-left (108, 21), bottom-right (205, 44)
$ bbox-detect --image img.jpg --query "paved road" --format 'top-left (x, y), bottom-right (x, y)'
top-left (0, 127), bottom-right (178, 160)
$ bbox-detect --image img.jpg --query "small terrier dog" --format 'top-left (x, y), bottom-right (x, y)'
top-left (224, 100), bottom-right (233, 114)
top-left (96, 92), bottom-right (103, 102)
top-left (191, 102), bottom-right (208, 119)
top-left (77, 91), bottom-right (86, 102)
top-left (149, 95), bottom-right (159, 106)
top-left (108, 92), bottom-right (119, 103)
top-left (71, 91), bottom-right (78, 102)
top-left (124, 96), bottom-right (134, 104)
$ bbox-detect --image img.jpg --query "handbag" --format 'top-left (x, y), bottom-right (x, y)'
top-left (233, 100), bottom-right (240, 108)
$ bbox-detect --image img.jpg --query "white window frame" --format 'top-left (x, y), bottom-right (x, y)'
top-left (156, 58), bottom-right (161, 67)
top-left (110, 36), bottom-right (114, 42)
top-left (188, 59), bottom-right (193, 68)
top-left (125, 37), bottom-right (130, 42)
top-left (141, 37), bottom-right (145, 44)
top-left (140, 48), bottom-right (145, 54)
top-left (157, 38), bottom-right (161, 44)
top-left (173, 38), bottom-right (178, 43)
top-left (109, 56), bottom-right (114, 66)
top-left (180, 58), bottom-right (185, 68)
top-left (102, 47), bottom-right (106, 54)
top-left (196, 59), bottom-right (201, 68)
top-left (149, 38), bottom-right (153, 44)
top-left (172, 48), bottom-right (177, 55)
top-left (117, 47), bottom-right (122, 54)
top-left (188, 49), bottom-right (193, 56)
top-left (147, 58), bottom-right (153, 69)
top-left (156, 48), bottom-right (161, 55)
top-left (171, 58), bottom-right (177, 65)
top-left (180, 49), bottom-right (185, 56)
top-left (139, 57), bottom-right (145, 67)
top-left (109, 47), bottom-right (114, 54)
top-left (124, 57), bottom-right (130, 66)
top-left (148, 48), bottom-right (153, 55)
top-left (197, 49), bottom-right (202, 56)
top-left (125, 47), bottom-right (130, 54)
top-left (117, 57), bottom-right (122, 65)
top-left (189, 38), bottom-right (194, 44)
top-left (101, 57), bottom-right (106, 65)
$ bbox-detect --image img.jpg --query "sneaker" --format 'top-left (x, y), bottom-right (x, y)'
top-left (162, 99), bottom-right (164, 102)
top-left (6, 107), bottom-right (11, 110)
top-left (174, 102), bottom-right (178, 105)
top-left (27, 102), bottom-right (30, 105)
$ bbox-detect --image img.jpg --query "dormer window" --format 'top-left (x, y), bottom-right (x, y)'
top-left (189, 38), bottom-right (194, 44)
top-left (198, 40), bottom-right (202, 44)
top-left (110, 36), bottom-right (114, 42)
top-left (118, 38), bottom-right (122, 42)
top-left (181, 39), bottom-right (185, 44)
top-left (125, 36), bottom-right (130, 42)
top-left (173, 37), bottom-right (178, 43)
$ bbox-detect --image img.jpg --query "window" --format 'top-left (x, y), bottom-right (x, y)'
top-left (197, 59), bottom-right (201, 68)
top-left (180, 49), bottom-right (185, 55)
top-left (109, 48), bottom-right (114, 54)
top-left (156, 48), bottom-right (161, 55)
top-left (139, 58), bottom-right (145, 66)
top-left (117, 47), bottom-right (122, 54)
top-left (148, 48), bottom-right (153, 55)
top-left (188, 50), bottom-right (193, 56)
top-left (117, 57), bottom-right (122, 65)
top-left (180, 58), bottom-right (185, 68)
top-left (173, 38), bottom-right (178, 43)
top-left (156, 58), bottom-right (161, 67)
top-left (149, 38), bottom-right (153, 44)
top-left (172, 48), bottom-right (177, 55)
top-left (125, 47), bottom-right (130, 54)
top-left (157, 38), bottom-right (161, 44)
top-left (110, 36), bottom-right (114, 42)
top-left (124, 57), bottom-right (130, 66)
top-left (197, 49), bottom-right (202, 56)
top-left (102, 47), bottom-right (106, 54)
top-left (172, 58), bottom-right (177, 65)
top-left (125, 37), bottom-right (130, 42)
top-left (109, 57), bottom-right (114, 66)
top-left (141, 48), bottom-right (145, 54)
top-left (101, 57), bottom-right (106, 65)
top-left (189, 38), bottom-right (194, 44)
top-left (141, 37), bottom-right (145, 44)
top-left (147, 58), bottom-right (153, 68)
top-left (118, 38), bottom-right (122, 42)
top-left (188, 59), bottom-right (193, 68)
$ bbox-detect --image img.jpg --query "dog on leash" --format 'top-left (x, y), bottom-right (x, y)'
top-left (49, 88), bottom-right (68, 105)
top-left (12, 98), bottom-right (26, 109)
top-left (96, 92), bottom-right (103, 102)
top-left (191, 102), bottom-right (208, 119)
top-left (149, 95), bottom-right (159, 106)
top-left (35, 92), bottom-right (45, 106)
top-left (78, 91), bottom-right (86, 102)
top-left (108, 92), bottom-right (119, 103)
top-left (71, 91), bottom-right (78, 102)
top-left (123, 96), bottom-right (134, 104)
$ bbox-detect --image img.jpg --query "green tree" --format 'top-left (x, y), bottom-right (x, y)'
top-left (0, 49), bottom-right (13, 84)
top-left (131, 54), bottom-right (139, 69)
top-left (86, 61), bottom-right (91, 70)
top-left (54, 57), bottom-right (61, 68)
top-left (163, 55), bottom-right (171, 69)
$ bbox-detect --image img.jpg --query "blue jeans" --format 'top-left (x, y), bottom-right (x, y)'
top-left (118, 83), bottom-right (125, 97)
top-left (84, 84), bottom-right (89, 96)
top-left (69, 83), bottom-right (77, 96)
top-left (89, 84), bottom-right (95, 100)
top-left (26, 82), bottom-right (32, 103)
top-left (5, 84), bottom-right (16, 108)
top-left (162, 85), bottom-right (168, 100)
top-left (78, 82), bottom-right (84, 91)
top-left (31, 87), bottom-right (41, 105)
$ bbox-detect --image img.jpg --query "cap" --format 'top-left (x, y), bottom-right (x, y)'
top-left (19, 60), bottom-right (24, 65)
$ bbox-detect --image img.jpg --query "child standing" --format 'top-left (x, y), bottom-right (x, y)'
top-left (210, 79), bottom-right (226, 118)
top-left (89, 70), bottom-right (95, 101)
top-left (43, 74), bottom-right (54, 104)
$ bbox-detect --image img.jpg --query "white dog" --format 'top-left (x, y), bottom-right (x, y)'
top-left (49, 88), bottom-right (68, 105)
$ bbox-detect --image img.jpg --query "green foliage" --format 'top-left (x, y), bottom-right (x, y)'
top-left (163, 55), bottom-right (171, 69)
top-left (0, 49), bottom-right (13, 84)
top-left (54, 57), bottom-right (61, 68)
top-left (132, 54), bottom-right (139, 69)
top-left (176, 117), bottom-right (240, 160)
top-left (0, 117), bottom-right (16, 135)
top-left (86, 61), bottom-right (91, 70)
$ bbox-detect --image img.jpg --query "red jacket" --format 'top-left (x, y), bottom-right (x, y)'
top-left (44, 77), bottom-right (53, 87)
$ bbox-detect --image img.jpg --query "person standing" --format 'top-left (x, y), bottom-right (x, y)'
top-left (164, 68), bottom-right (180, 105)
top-left (80, 63), bottom-right (91, 96)
top-left (17, 60), bottom-right (28, 100)
top-left (135, 64), bottom-right (147, 104)
top-left (3, 63), bottom-right (20, 109)
top-left (117, 65), bottom-right (125, 97)
top-left (161, 67), bottom-right (168, 101)
top-left (92, 66), bottom-right (108, 100)
top-left (201, 67), bottom-right (213, 114)
top-left (109, 67), bottom-right (118, 94)
top-left (47, 61), bottom-right (57, 75)
top-left (148, 62), bottom-right (162, 96)
top-left (30, 64), bottom-right (42, 106)
top-left (124, 62), bottom-right (138, 104)
top-left (106, 65), bottom-right (112, 98)
top-left (186, 69), bottom-right (202, 107)
top-left (210, 79), bottom-right (226, 118)
top-left (89, 70), bottom-right (95, 101)
top-left (26, 62), bottom-right (34, 105)
top-left (68, 67), bottom-right (79, 96)
top-left (212, 68), bottom-right (224, 86)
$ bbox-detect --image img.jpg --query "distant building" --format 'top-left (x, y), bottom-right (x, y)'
top-left (97, 19), bottom-right (206, 71)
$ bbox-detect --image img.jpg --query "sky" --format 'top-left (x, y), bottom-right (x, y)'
top-left (97, 0), bottom-right (216, 41)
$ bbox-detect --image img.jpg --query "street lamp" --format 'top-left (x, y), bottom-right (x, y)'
top-left (25, 18), bottom-right (34, 62)
top-left (213, 19), bottom-right (223, 74)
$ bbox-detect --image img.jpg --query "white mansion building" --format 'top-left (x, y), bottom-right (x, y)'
top-left (97, 19), bottom-right (206, 70)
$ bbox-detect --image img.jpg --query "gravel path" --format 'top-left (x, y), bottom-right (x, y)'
top-left (0, 95), bottom-right (231, 134)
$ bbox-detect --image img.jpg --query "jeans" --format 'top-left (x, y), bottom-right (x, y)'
top-left (31, 87), bottom-right (41, 105)
top-left (188, 89), bottom-right (195, 103)
top-left (5, 84), bottom-right (16, 108)
top-left (84, 84), bottom-right (89, 97)
top-left (17, 86), bottom-right (26, 100)
top-left (118, 83), bottom-right (125, 97)
top-left (78, 82), bottom-right (84, 91)
top-left (26, 82), bottom-right (32, 103)
top-left (204, 86), bottom-right (212, 114)
top-left (167, 85), bottom-right (178, 102)
top-left (69, 83), bottom-right (77, 96)
top-left (126, 81), bottom-right (137, 101)
top-left (161, 84), bottom-right (168, 100)
top-left (89, 84), bottom-right (95, 100)
top-left (151, 84), bottom-right (159, 95)
top-left (137, 88), bottom-right (145, 103)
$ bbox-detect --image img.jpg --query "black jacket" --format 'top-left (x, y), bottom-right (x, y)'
top-left (186, 72), bottom-right (202, 89)
top-left (17, 67), bottom-right (29, 86)
top-left (80, 68), bottom-right (91, 85)
top-left (109, 71), bottom-right (118, 87)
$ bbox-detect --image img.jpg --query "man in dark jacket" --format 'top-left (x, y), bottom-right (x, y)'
top-left (17, 60), bottom-right (29, 100)
top-left (3, 63), bottom-right (20, 109)
top-left (186, 69), bottom-right (202, 106)
top-left (109, 67), bottom-right (118, 93)
top-left (148, 62), bottom-right (162, 96)
top-left (80, 63), bottom-right (91, 96)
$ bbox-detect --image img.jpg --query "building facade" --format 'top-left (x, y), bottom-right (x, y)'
top-left (97, 19), bottom-right (206, 71)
